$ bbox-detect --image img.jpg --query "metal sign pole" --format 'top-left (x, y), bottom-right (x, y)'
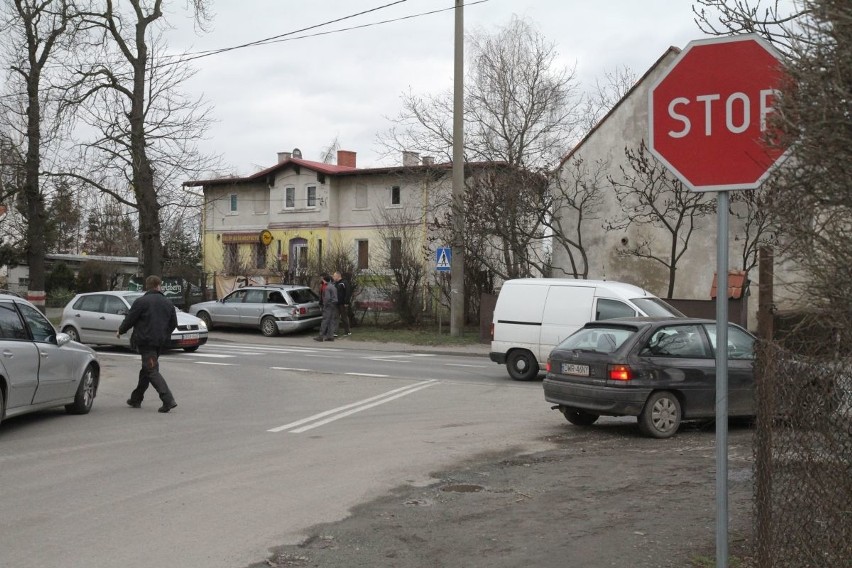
top-left (715, 190), bottom-right (730, 568)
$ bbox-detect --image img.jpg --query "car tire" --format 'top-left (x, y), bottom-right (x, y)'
top-left (65, 365), bottom-right (97, 415)
top-left (63, 326), bottom-right (81, 343)
top-left (183, 346), bottom-right (200, 352)
top-left (260, 316), bottom-right (278, 337)
top-left (506, 350), bottom-right (539, 381)
top-left (638, 391), bottom-right (682, 438)
top-left (561, 407), bottom-right (600, 426)
top-left (197, 311), bottom-right (213, 330)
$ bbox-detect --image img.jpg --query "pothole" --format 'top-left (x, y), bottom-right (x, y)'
top-left (441, 484), bottom-right (484, 493)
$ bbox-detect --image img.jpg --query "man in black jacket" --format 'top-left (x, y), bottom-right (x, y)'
top-left (332, 271), bottom-right (351, 336)
top-left (117, 275), bottom-right (179, 413)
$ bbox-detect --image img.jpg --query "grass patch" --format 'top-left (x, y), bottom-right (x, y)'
top-left (350, 324), bottom-right (484, 346)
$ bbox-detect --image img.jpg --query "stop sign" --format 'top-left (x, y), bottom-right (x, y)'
top-left (649, 35), bottom-right (791, 191)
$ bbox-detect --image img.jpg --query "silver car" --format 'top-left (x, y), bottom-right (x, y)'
top-left (60, 291), bottom-right (208, 352)
top-left (0, 294), bottom-right (99, 427)
top-left (188, 285), bottom-right (322, 337)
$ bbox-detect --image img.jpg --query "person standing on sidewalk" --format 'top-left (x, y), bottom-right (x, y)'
top-left (117, 275), bottom-right (179, 413)
top-left (315, 273), bottom-right (338, 341)
top-left (333, 271), bottom-right (351, 337)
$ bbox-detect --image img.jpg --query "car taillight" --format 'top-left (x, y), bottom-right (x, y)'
top-left (608, 364), bottom-right (633, 381)
top-left (299, 307), bottom-right (307, 315)
top-left (546, 359), bottom-right (551, 373)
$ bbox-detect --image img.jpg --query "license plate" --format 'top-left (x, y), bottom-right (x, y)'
top-left (179, 334), bottom-right (199, 343)
top-left (561, 363), bottom-right (590, 376)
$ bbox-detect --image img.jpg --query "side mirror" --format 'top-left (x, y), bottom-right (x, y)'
top-left (56, 332), bottom-right (71, 347)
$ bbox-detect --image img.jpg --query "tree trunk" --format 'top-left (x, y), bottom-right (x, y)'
top-left (24, 67), bottom-right (46, 311)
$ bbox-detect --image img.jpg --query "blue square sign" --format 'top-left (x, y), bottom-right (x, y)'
top-left (436, 247), bottom-right (451, 272)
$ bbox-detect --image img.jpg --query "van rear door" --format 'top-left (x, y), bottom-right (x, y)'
top-left (540, 285), bottom-right (595, 360)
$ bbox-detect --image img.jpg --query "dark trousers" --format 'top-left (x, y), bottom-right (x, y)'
top-left (129, 346), bottom-right (175, 405)
top-left (337, 304), bottom-right (351, 334)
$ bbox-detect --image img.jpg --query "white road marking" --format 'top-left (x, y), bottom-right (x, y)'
top-left (98, 352), bottom-right (138, 358)
top-left (183, 353), bottom-right (236, 359)
top-left (364, 358), bottom-right (412, 364)
top-left (445, 363), bottom-right (489, 368)
top-left (270, 367), bottom-right (311, 372)
top-left (194, 361), bottom-right (235, 366)
top-left (268, 380), bottom-right (438, 433)
top-left (345, 372), bottom-right (389, 378)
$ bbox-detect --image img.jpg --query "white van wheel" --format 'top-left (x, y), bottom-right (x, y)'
top-left (506, 350), bottom-right (539, 381)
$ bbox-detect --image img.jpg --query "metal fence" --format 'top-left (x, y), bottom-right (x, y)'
top-left (753, 341), bottom-right (852, 567)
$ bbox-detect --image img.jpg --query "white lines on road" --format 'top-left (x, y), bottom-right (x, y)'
top-left (194, 361), bottom-right (235, 366)
top-left (183, 353), bottom-right (236, 358)
top-left (268, 379), bottom-right (439, 433)
top-left (445, 363), bottom-right (489, 368)
top-left (270, 366), bottom-right (311, 372)
top-left (345, 372), bottom-right (389, 378)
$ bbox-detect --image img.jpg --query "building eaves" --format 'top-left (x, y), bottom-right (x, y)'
top-left (558, 46), bottom-right (682, 168)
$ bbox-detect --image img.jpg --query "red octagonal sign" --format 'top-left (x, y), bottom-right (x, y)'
top-left (649, 35), bottom-right (791, 191)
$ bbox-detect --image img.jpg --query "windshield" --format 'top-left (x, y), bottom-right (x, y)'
top-left (631, 297), bottom-right (685, 317)
top-left (557, 326), bottom-right (637, 354)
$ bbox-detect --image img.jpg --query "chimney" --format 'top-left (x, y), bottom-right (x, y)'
top-left (402, 151), bottom-right (420, 167)
top-left (421, 156), bottom-right (435, 166)
top-left (337, 150), bottom-right (357, 168)
top-left (277, 151), bottom-right (292, 163)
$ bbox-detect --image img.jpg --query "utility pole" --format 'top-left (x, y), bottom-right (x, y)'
top-left (450, 0), bottom-right (465, 336)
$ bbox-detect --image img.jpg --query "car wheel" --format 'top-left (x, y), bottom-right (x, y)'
top-left (506, 350), bottom-right (539, 381)
top-left (561, 407), bottom-right (600, 426)
top-left (197, 311), bottom-right (213, 330)
top-left (183, 346), bottom-right (199, 352)
top-left (638, 391), bottom-right (682, 438)
top-left (65, 365), bottom-right (97, 415)
top-left (260, 316), bottom-right (278, 337)
top-left (63, 326), bottom-right (81, 343)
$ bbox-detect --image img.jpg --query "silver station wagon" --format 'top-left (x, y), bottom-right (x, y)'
top-left (0, 294), bottom-right (99, 427)
top-left (188, 284), bottom-right (322, 337)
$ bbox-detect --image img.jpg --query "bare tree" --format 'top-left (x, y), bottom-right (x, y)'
top-left (606, 143), bottom-right (716, 298)
top-left (578, 66), bottom-right (638, 136)
top-left (65, 0), bottom-right (216, 276)
top-left (729, 184), bottom-right (777, 277)
top-left (546, 156), bottom-right (607, 278)
top-left (0, 0), bottom-right (79, 305)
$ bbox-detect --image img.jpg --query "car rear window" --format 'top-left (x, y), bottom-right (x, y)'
top-left (557, 327), bottom-right (637, 353)
top-left (631, 297), bottom-right (685, 317)
top-left (288, 288), bottom-right (320, 304)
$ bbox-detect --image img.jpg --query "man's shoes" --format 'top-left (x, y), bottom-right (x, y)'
top-left (158, 402), bottom-right (178, 413)
top-left (324, 337), bottom-right (334, 342)
top-left (313, 336), bottom-right (323, 342)
top-left (126, 399), bottom-right (141, 408)
top-left (345, 332), bottom-right (352, 336)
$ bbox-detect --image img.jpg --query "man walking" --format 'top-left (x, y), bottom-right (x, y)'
top-left (315, 273), bottom-right (338, 341)
top-left (333, 271), bottom-right (351, 336)
top-left (118, 275), bottom-right (179, 413)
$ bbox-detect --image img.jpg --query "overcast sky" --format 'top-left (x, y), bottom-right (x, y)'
top-left (165, 0), bottom-right (710, 176)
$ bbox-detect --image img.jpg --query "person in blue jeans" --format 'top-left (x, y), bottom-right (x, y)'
top-left (315, 273), bottom-right (338, 341)
top-left (117, 275), bottom-right (178, 413)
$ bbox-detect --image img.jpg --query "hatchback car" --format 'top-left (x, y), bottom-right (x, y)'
top-left (543, 317), bottom-right (756, 438)
top-left (0, 294), bottom-right (99, 427)
top-left (188, 285), bottom-right (322, 337)
top-left (60, 291), bottom-right (208, 352)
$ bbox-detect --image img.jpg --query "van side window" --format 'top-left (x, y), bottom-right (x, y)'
top-left (595, 299), bottom-right (636, 321)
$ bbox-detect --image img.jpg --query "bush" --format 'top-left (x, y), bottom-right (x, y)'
top-left (47, 287), bottom-right (76, 308)
top-left (46, 263), bottom-right (77, 294)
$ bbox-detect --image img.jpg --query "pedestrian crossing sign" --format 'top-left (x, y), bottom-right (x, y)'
top-left (436, 247), bottom-right (451, 272)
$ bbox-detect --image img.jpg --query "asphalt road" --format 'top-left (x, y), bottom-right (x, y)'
top-left (0, 333), bottom-right (556, 568)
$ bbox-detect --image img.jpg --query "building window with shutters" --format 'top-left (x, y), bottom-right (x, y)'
top-left (357, 240), bottom-right (369, 270)
top-left (306, 185), bottom-right (317, 208)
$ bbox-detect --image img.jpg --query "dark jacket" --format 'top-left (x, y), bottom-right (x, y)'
top-left (335, 280), bottom-right (349, 305)
top-left (118, 290), bottom-right (178, 348)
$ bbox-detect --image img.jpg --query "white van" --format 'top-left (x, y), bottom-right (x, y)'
top-left (489, 279), bottom-right (684, 380)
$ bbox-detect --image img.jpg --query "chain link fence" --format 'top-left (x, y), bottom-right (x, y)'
top-left (753, 335), bottom-right (852, 566)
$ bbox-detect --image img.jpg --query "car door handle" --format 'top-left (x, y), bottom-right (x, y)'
top-left (2, 350), bottom-right (13, 358)
top-left (40, 350), bottom-right (49, 358)
top-left (99, 316), bottom-right (106, 320)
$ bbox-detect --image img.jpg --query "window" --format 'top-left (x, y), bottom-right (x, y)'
top-left (293, 244), bottom-right (308, 270)
top-left (391, 186), bottom-right (401, 205)
top-left (103, 296), bottom-right (128, 315)
top-left (640, 324), bottom-right (710, 358)
top-left (74, 295), bottom-right (103, 312)
top-left (19, 303), bottom-right (55, 342)
top-left (704, 324), bottom-right (755, 360)
top-left (595, 299), bottom-right (636, 320)
top-left (224, 243), bottom-right (239, 274)
top-left (307, 185), bottom-right (317, 207)
top-left (285, 187), bottom-right (295, 209)
top-left (223, 290), bottom-right (247, 304)
top-left (229, 194), bottom-right (238, 213)
top-left (355, 184), bottom-right (368, 209)
top-left (389, 238), bottom-right (402, 269)
top-left (244, 289), bottom-right (265, 304)
top-left (255, 243), bottom-right (268, 269)
top-left (357, 240), bottom-right (369, 270)
top-left (0, 303), bottom-right (27, 340)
